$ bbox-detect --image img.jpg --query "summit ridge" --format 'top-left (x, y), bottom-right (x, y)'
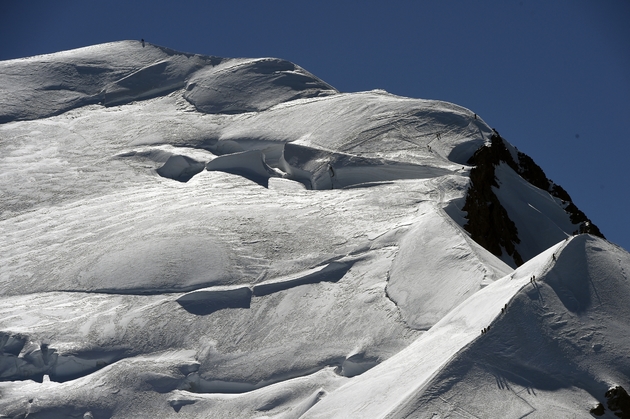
top-left (0, 41), bottom-right (626, 419)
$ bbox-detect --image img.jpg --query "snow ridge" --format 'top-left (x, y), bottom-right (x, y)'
top-left (0, 42), bottom-right (626, 419)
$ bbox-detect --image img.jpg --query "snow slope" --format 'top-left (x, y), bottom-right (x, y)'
top-left (303, 235), bottom-right (630, 418)
top-left (0, 41), bottom-right (627, 418)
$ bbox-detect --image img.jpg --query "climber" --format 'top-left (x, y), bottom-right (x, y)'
top-left (327, 163), bottom-right (335, 190)
top-left (141, 39), bottom-right (145, 47)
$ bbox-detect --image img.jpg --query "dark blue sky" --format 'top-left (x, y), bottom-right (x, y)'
top-left (1, 0), bottom-right (629, 251)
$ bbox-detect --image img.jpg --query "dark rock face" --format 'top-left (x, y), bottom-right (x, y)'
top-left (462, 131), bottom-right (604, 266)
top-left (606, 386), bottom-right (630, 418)
top-left (590, 402), bottom-right (605, 416)
top-left (462, 133), bottom-right (524, 266)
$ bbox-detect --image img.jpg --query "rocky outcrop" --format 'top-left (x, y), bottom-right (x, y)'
top-left (462, 131), bottom-right (604, 266)
top-left (606, 386), bottom-right (630, 419)
top-left (462, 133), bottom-right (524, 265)
top-left (590, 402), bottom-right (605, 416)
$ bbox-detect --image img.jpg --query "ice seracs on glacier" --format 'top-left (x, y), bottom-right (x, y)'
top-left (0, 41), bottom-right (627, 419)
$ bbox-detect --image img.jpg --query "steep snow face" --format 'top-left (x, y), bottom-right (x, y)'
top-left (0, 42), bottom-right (624, 418)
top-left (493, 162), bottom-right (576, 260)
top-left (387, 204), bottom-right (512, 330)
top-left (398, 235), bottom-right (630, 419)
top-left (304, 235), bottom-right (630, 418)
top-left (460, 133), bottom-right (603, 268)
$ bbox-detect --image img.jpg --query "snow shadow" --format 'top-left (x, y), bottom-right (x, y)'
top-left (176, 354), bottom-right (376, 397)
top-left (0, 336), bottom-right (126, 383)
top-left (117, 149), bottom-right (206, 183)
top-left (0, 332), bottom-right (26, 356)
top-left (205, 149), bottom-right (280, 188)
top-left (176, 286), bottom-right (253, 315)
top-left (157, 155), bottom-right (205, 182)
top-left (335, 353), bottom-right (380, 378)
top-left (448, 139), bottom-right (484, 165)
top-left (279, 143), bottom-right (452, 190)
top-left (51, 349), bottom-right (127, 382)
top-left (176, 262), bottom-right (353, 315)
top-left (252, 262), bottom-right (352, 296)
top-left (544, 238), bottom-right (593, 313)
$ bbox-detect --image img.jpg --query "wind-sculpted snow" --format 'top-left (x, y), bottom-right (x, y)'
top-left (176, 262), bottom-right (353, 315)
top-left (280, 143), bottom-right (454, 190)
top-left (157, 154), bottom-right (205, 182)
top-left (183, 58), bottom-right (337, 114)
top-left (101, 55), bottom-right (211, 107)
top-left (0, 41), bottom-right (218, 123)
top-left (206, 149), bottom-right (281, 187)
top-left (386, 207), bottom-right (512, 329)
top-left (177, 285), bottom-right (253, 315)
top-left (0, 42), bottom-right (625, 418)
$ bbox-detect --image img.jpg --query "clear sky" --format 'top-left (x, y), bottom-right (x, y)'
top-left (1, 0), bottom-right (629, 251)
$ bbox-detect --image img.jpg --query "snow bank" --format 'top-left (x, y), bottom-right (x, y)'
top-left (75, 235), bottom-right (234, 293)
top-left (387, 207), bottom-right (512, 329)
top-left (205, 149), bottom-right (280, 187)
top-left (183, 58), bottom-right (337, 114)
top-left (252, 262), bottom-right (352, 296)
top-left (279, 142), bottom-right (454, 190)
top-left (0, 41), bottom-right (216, 122)
top-left (157, 155), bottom-right (205, 182)
top-left (177, 285), bottom-right (253, 315)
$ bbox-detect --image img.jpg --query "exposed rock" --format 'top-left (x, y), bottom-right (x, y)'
top-left (590, 402), bottom-right (605, 416)
top-left (606, 385), bottom-right (630, 418)
top-left (462, 133), bottom-right (523, 266)
top-left (462, 130), bottom-right (604, 266)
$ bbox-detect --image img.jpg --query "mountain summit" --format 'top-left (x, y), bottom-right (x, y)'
top-left (0, 41), bottom-right (626, 419)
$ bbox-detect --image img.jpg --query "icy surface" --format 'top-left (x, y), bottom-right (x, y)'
top-left (0, 41), bottom-right (627, 418)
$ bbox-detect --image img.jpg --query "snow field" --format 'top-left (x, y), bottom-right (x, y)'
top-left (0, 42), bottom-right (628, 418)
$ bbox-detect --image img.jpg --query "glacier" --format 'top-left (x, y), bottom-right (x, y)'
top-left (0, 41), bottom-right (628, 419)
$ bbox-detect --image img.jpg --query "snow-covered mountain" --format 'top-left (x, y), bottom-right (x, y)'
top-left (0, 41), bottom-right (627, 419)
